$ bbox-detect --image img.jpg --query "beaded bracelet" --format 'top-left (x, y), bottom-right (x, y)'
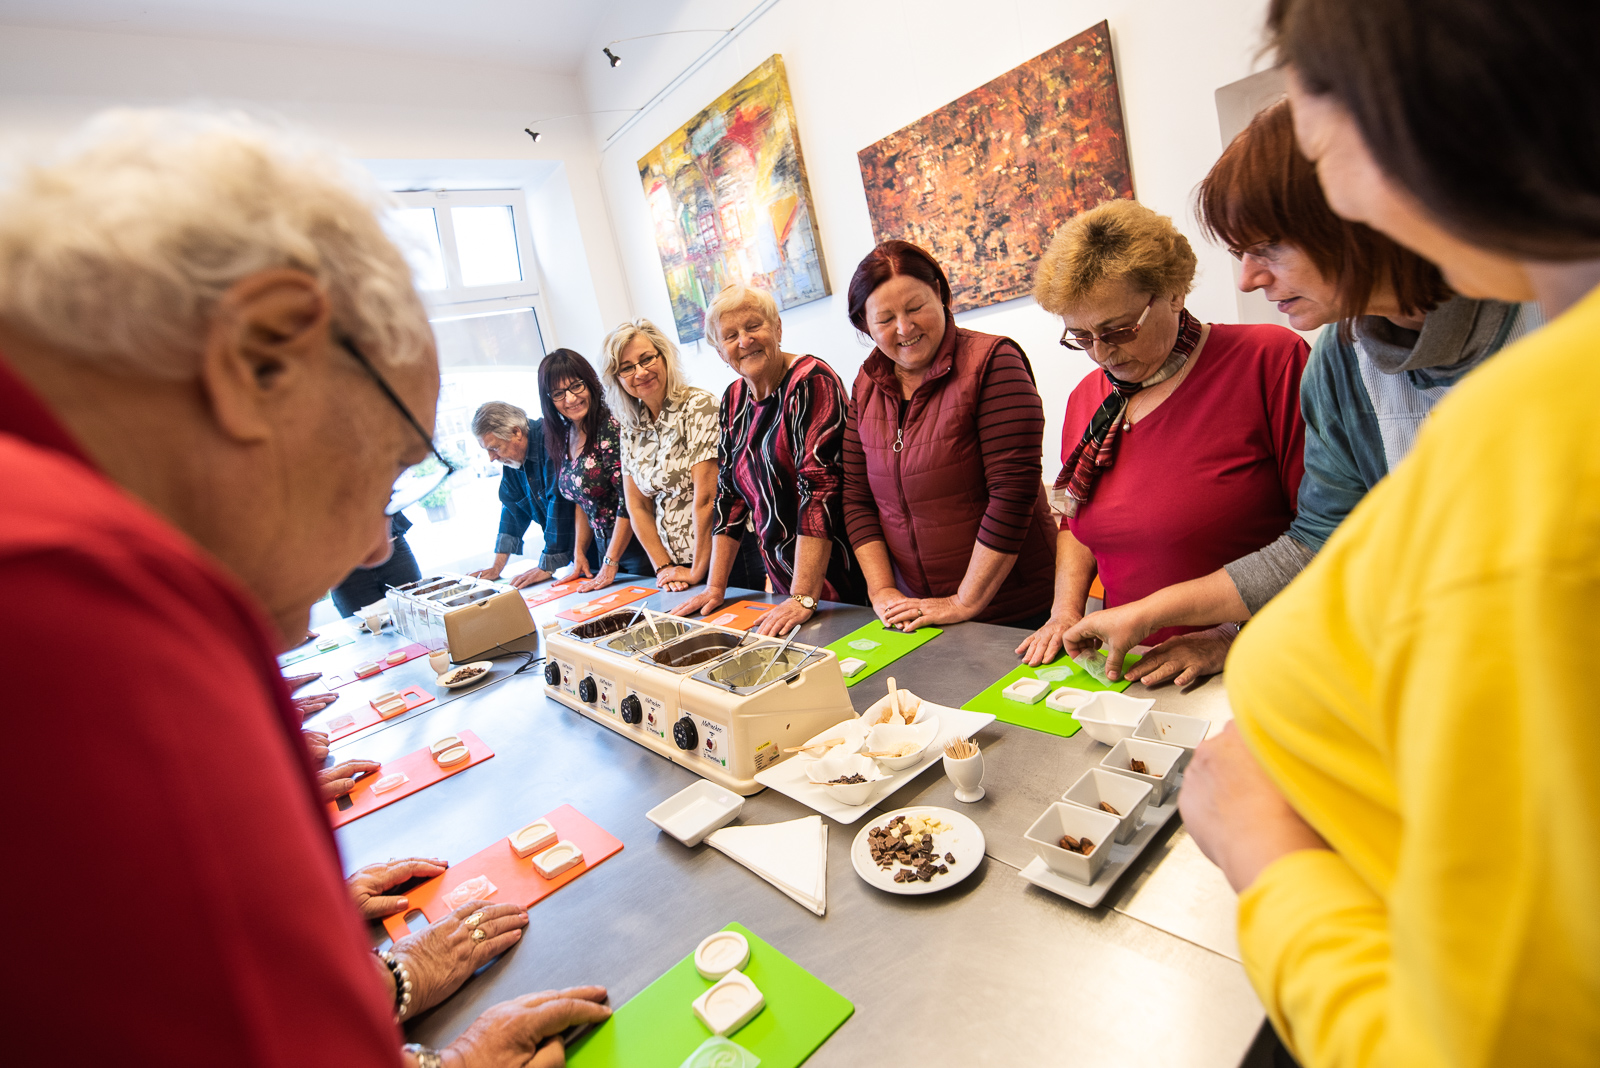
top-left (654, 561), bottom-right (682, 575)
top-left (376, 949), bottom-right (415, 1021)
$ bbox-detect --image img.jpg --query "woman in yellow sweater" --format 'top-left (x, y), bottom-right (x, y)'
top-left (1180, 1), bottom-right (1600, 1065)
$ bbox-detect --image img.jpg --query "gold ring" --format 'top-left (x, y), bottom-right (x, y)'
top-left (463, 911), bottom-right (484, 927)
top-left (471, 927), bottom-right (487, 943)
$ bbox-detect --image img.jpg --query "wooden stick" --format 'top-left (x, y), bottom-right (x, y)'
top-left (783, 737), bottom-right (846, 754)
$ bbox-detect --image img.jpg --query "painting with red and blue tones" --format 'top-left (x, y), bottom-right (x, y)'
top-left (639, 55), bottom-right (831, 344)
top-left (857, 21), bottom-right (1134, 313)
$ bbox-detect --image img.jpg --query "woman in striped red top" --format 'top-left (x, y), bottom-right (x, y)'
top-left (671, 284), bottom-right (865, 637)
top-left (842, 241), bottom-right (1057, 631)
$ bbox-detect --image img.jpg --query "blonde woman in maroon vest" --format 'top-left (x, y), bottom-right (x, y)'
top-left (842, 241), bottom-right (1058, 631)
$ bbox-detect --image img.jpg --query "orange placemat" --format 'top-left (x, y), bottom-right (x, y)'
top-left (524, 580), bottom-right (585, 608)
top-left (327, 729), bottom-right (493, 828)
top-left (321, 685), bottom-right (435, 742)
top-left (703, 599), bottom-right (776, 631)
top-left (381, 803), bottom-right (624, 938)
top-left (323, 643), bottom-right (429, 689)
top-left (556, 586), bottom-right (656, 623)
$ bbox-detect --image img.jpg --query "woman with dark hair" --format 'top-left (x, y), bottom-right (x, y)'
top-left (1063, 98), bottom-right (1539, 687)
top-left (841, 240), bottom-right (1056, 630)
top-left (538, 347), bottom-right (651, 589)
top-left (1178, 3), bottom-right (1600, 1066)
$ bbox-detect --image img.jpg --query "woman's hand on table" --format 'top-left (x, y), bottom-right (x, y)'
top-left (317, 759), bottom-right (381, 801)
top-left (346, 856), bottom-right (448, 919)
top-left (556, 557), bottom-right (594, 585)
top-left (394, 900), bottom-right (530, 1014)
top-left (283, 671), bottom-right (323, 693)
top-left (656, 565), bottom-right (695, 593)
top-left (753, 598), bottom-right (814, 637)
top-left (507, 567), bottom-right (551, 589)
top-left (670, 586), bottom-right (726, 618)
top-left (1014, 610), bottom-right (1084, 666)
top-left (1180, 722), bottom-right (1329, 893)
top-left (293, 692), bottom-right (339, 719)
top-left (576, 562), bottom-right (618, 593)
top-left (1121, 627), bottom-right (1235, 688)
top-left (880, 595), bottom-right (974, 633)
top-left (1061, 604), bottom-right (1156, 681)
top-left (867, 585), bottom-right (908, 628)
top-left (447, 986), bottom-right (612, 1068)
top-left (303, 730), bottom-right (330, 763)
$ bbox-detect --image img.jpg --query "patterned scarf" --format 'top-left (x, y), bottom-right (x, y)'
top-left (1054, 308), bottom-right (1203, 518)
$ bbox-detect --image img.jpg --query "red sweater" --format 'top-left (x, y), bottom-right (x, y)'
top-left (1061, 323), bottom-right (1309, 644)
top-left (844, 323), bottom-right (1056, 622)
top-left (0, 356), bottom-right (401, 1066)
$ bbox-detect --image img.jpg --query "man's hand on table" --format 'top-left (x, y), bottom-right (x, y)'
top-left (445, 986), bottom-right (612, 1068)
top-left (507, 567), bottom-right (552, 589)
top-left (1180, 721), bottom-right (1329, 892)
top-left (670, 586), bottom-right (726, 618)
top-left (318, 759), bottom-right (381, 802)
top-left (394, 900), bottom-right (530, 1015)
top-left (347, 856), bottom-right (449, 919)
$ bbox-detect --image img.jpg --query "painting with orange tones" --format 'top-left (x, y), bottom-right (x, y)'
top-left (857, 21), bottom-right (1134, 313)
top-left (639, 55), bottom-right (830, 344)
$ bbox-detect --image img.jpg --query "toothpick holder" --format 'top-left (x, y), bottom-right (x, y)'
top-left (943, 748), bottom-right (985, 803)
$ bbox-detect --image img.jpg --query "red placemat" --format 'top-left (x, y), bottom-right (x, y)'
top-left (327, 729), bottom-right (493, 828)
top-left (322, 643), bottom-right (429, 689)
top-left (381, 803), bottom-right (623, 939)
top-left (556, 586), bottom-right (656, 623)
top-left (524, 579), bottom-right (585, 608)
top-left (703, 599), bottom-right (776, 631)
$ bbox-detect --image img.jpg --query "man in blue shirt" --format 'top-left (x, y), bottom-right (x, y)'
top-left (468, 400), bottom-right (590, 586)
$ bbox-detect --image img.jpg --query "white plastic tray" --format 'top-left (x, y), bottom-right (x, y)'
top-left (753, 703), bottom-right (996, 823)
top-left (1018, 778), bottom-right (1183, 908)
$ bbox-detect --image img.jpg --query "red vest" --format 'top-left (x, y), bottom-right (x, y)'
top-left (851, 326), bottom-right (1057, 623)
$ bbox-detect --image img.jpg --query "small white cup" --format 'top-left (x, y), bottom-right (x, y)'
top-left (363, 613), bottom-right (384, 634)
top-left (428, 648), bottom-right (452, 674)
top-left (943, 749), bottom-right (985, 803)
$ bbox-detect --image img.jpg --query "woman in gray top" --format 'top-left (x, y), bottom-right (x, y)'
top-left (1063, 99), bottom-right (1538, 685)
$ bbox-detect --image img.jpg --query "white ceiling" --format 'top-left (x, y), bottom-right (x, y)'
top-left (0, 0), bottom-right (685, 73)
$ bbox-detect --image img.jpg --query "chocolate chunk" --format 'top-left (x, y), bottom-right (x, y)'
top-left (1059, 834), bottom-right (1081, 852)
top-left (1099, 801), bottom-right (1120, 816)
top-left (1129, 758), bottom-right (1148, 774)
top-left (945, 852), bottom-right (956, 864)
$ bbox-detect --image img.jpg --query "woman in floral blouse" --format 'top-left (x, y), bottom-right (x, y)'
top-left (601, 319), bottom-right (764, 593)
top-left (537, 348), bottom-right (652, 591)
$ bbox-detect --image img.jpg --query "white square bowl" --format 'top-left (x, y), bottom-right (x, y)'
top-left (646, 780), bottom-right (745, 847)
top-left (1023, 802), bottom-right (1121, 884)
top-left (1061, 767), bottom-right (1153, 844)
top-left (1100, 737), bottom-right (1185, 805)
top-left (1069, 691), bottom-right (1157, 746)
top-left (1132, 710), bottom-right (1211, 770)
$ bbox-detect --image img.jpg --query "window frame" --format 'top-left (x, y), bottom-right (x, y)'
top-left (393, 189), bottom-right (544, 309)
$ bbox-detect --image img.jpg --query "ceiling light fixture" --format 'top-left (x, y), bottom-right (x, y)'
top-left (603, 47), bottom-right (622, 67)
top-left (600, 28), bottom-right (729, 71)
top-left (522, 110), bottom-right (643, 143)
top-left (524, 128), bottom-right (542, 143)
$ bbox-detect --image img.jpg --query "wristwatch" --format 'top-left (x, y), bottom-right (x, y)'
top-left (603, 555), bottom-right (620, 568)
top-left (791, 593), bottom-right (818, 610)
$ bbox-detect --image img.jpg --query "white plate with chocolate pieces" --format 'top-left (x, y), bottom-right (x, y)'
top-left (850, 805), bottom-right (984, 895)
top-left (438, 661), bottom-right (493, 689)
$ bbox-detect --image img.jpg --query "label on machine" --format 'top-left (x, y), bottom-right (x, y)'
top-left (698, 718), bottom-right (728, 768)
top-left (595, 675), bottom-right (618, 714)
top-left (641, 693), bottom-right (667, 738)
top-left (555, 659), bottom-right (577, 697)
top-left (753, 740), bottom-right (779, 772)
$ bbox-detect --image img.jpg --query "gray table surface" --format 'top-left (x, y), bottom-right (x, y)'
top-left (302, 582), bottom-right (1265, 1067)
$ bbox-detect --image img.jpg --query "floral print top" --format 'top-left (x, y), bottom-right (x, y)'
top-left (620, 387), bottom-right (719, 564)
top-left (556, 413), bottom-right (626, 541)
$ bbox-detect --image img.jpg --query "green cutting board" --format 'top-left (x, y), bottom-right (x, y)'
top-left (824, 620), bottom-right (941, 686)
top-left (567, 923), bottom-right (853, 1068)
top-left (960, 652), bottom-right (1141, 738)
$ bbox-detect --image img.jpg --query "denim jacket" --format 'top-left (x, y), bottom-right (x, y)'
top-left (494, 418), bottom-right (574, 570)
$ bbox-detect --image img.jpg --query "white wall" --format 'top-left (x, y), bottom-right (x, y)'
top-left (584, 0), bottom-right (1275, 473)
top-left (0, 22), bottom-right (632, 357)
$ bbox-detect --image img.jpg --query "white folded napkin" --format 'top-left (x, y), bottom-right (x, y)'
top-left (706, 815), bottom-right (827, 916)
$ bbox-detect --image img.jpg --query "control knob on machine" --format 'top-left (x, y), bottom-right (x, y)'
top-left (672, 715), bottom-right (699, 751)
top-left (619, 694), bottom-right (642, 724)
top-left (577, 676), bottom-right (598, 703)
top-left (543, 662), bottom-right (561, 686)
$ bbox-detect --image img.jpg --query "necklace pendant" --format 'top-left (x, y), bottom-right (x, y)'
top-left (1122, 420), bottom-right (1131, 432)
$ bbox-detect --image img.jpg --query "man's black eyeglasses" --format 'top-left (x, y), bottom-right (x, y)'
top-left (337, 335), bottom-right (458, 516)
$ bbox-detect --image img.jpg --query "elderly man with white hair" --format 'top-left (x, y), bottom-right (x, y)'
top-left (0, 111), bottom-right (608, 1066)
top-left (468, 399), bottom-right (580, 588)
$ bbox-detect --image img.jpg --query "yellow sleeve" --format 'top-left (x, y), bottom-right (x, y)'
top-left (1238, 850), bottom-right (1391, 1068)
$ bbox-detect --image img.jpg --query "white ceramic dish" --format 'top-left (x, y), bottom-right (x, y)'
top-left (532, 840), bottom-right (584, 878)
top-left (1018, 792), bottom-right (1182, 908)
top-left (1002, 677), bottom-right (1050, 704)
top-left (691, 970), bottom-right (764, 1036)
top-left (1071, 691), bottom-right (1158, 746)
top-left (1024, 802), bottom-right (1120, 884)
top-left (429, 735), bottom-right (462, 755)
top-left (1061, 767), bottom-right (1153, 844)
top-left (804, 752), bottom-right (886, 806)
top-left (793, 718), bottom-right (868, 761)
top-left (1101, 737), bottom-right (1185, 805)
top-left (509, 818), bottom-right (558, 858)
top-left (756, 703), bottom-right (997, 823)
top-left (693, 930), bottom-right (751, 981)
top-left (865, 719), bottom-right (938, 771)
top-left (438, 661), bottom-right (494, 689)
top-left (1133, 710), bottom-right (1211, 769)
top-left (385, 650), bottom-right (409, 665)
top-left (859, 689), bottom-right (931, 726)
top-left (646, 780), bottom-right (745, 847)
top-left (1044, 687), bottom-right (1097, 714)
top-left (838, 656), bottom-right (867, 677)
top-left (435, 744), bottom-right (470, 766)
top-left (849, 805), bottom-right (985, 895)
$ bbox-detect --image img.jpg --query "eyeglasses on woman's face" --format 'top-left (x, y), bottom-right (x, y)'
top-left (549, 379), bottom-right (588, 405)
top-left (617, 352), bottom-right (662, 379)
top-left (1059, 295), bottom-right (1157, 351)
